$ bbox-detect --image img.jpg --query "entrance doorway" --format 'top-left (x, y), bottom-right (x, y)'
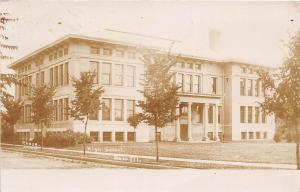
top-left (180, 124), bottom-right (188, 141)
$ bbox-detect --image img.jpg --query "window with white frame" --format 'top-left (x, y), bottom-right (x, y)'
top-left (127, 100), bottom-right (135, 119)
top-left (193, 75), bottom-right (201, 94)
top-left (115, 64), bottom-right (123, 86)
top-left (115, 99), bottom-right (123, 121)
top-left (90, 61), bottom-right (99, 84)
top-left (102, 62), bottom-right (111, 85)
top-left (185, 74), bottom-right (192, 93)
top-left (102, 98), bottom-right (111, 120)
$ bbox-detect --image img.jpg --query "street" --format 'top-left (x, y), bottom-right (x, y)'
top-left (0, 149), bottom-right (124, 169)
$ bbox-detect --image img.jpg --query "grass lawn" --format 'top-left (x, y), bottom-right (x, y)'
top-left (67, 141), bottom-right (296, 165)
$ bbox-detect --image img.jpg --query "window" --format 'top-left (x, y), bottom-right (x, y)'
top-left (115, 99), bottom-right (123, 121)
top-left (241, 67), bottom-right (247, 73)
top-left (115, 64), bottom-right (123, 86)
top-left (255, 107), bottom-right (259, 123)
top-left (25, 105), bottom-right (32, 123)
top-left (187, 63), bottom-right (193, 69)
top-left (64, 98), bottom-right (69, 120)
top-left (115, 132), bottom-right (124, 141)
top-left (102, 98), bottom-right (111, 120)
top-left (211, 77), bottom-right (217, 94)
top-left (263, 132), bottom-right (267, 139)
top-left (195, 63), bottom-right (201, 70)
top-left (261, 83), bottom-right (266, 96)
top-left (208, 132), bottom-right (213, 140)
top-left (26, 76), bottom-right (32, 96)
top-left (49, 54), bottom-right (53, 61)
top-left (115, 50), bottom-right (124, 57)
top-left (89, 110), bottom-right (99, 120)
top-left (177, 74), bottom-right (184, 92)
top-left (59, 64), bottom-right (63, 86)
top-left (249, 132), bottom-right (254, 139)
top-left (249, 68), bottom-right (253, 74)
top-left (240, 78), bottom-right (246, 96)
top-left (193, 75), bottom-right (201, 93)
top-left (218, 106), bottom-right (221, 124)
top-left (127, 65), bottom-right (135, 87)
top-left (54, 52), bottom-right (58, 59)
top-left (241, 132), bottom-right (247, 140)
top-left (208, 105), bottom-right (213, 123)
top-left (63, 48), bottom-right (68, 55)
top-left (41, 71), bottom-right (44, 85)
top-left (90, 61), bottom-right (99, 84)
top-left (103, 48), bottom-right (112, 56)
top-left (103, 132), bottom-right (112, 141)
top-left (247, 79), bottom-right (253, 96)
top-left (90, 47), bottom-right (100, 54)
top-left (36, 73), bottom-right (40, 86)
top-left (127, 100), bottom-right (135, 118)
top-left (255, 80), bottom-right (260, 96)
top-left (64, 62), bottom-right (69, 85)
top-left (185, 74), bottom-right (192, 92)
top-left (50, 68), bottom-right (53, 86)
top-left (248, 106), bottom-right (252, 123)
top-left (90, 132), bottom-right (99, 141)
top-left (127, 132), bottom-right (136, 141)
top-left (180, 104), bottom-right (188, 116)
top-left (59, 50), bottom-right (63, 57)
top-left (240, 106), bottom-right (245, 123)
top-left (256, 132), bottom-right (261, 139)
top-left (177, 62), bottom-right (185, 68)
top-left (54, 66), bottom-right (58, 86)
top-left (197, 105), bottom-right (203, 123)
top-left (128, 51), bottom-right (136, 59)
top-left (102, 63), bottom-right (111, 85)
top-left (20, 106), bottom-right (24, 123)
top-left (59, 99), bottom-right (63, 121)
top-left (54, 100), bottom-right (58, 121)
top-left (262, 111), bottom-right (266, 123)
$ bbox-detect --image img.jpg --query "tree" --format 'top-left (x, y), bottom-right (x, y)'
top-left (0, 12), bottom-right (18, 142)
top-left (31, 84), bottom-right (55, 151)
top-left (136, 50), bottom-right (180, 162)
top-left (0, 92), bottom-right (22, 143)
top-left (127, 113), bottom-right (143, 140)
top-left (0, 12), bottom-right (18, 60)
top-left (258, 32), bottom-right (300, 169)
top-left (70, 72), bottom-right (104, 155)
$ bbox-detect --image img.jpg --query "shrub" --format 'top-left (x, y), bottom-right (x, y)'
top-left (273, 133), bottom-right (281, 143)
top-left (32, 131), bottom-right (93, 148)
top-left (286, 133), bottom-right (296, 143)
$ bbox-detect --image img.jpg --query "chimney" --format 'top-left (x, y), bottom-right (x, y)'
top-left (209, 30), bottom-right (221, 51)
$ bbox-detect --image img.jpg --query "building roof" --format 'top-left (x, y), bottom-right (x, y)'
top-left (8, 34), bottom-right (275, 70)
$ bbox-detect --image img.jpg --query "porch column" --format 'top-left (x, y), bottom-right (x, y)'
top-left (111, 131), bottom-right (116, 142)
top-left (203, 103), bottom-right (209, 141)
top-left (175, 106), bottom-right (181, 142)
top-left (99, 131), bottom-right (103, 142)
top-left (214, 104), bottom-right (220, 141)
top-left (187, 102), bottom-right (192, 141)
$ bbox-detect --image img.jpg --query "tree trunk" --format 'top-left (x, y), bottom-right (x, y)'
top-left (83, 116), bottom-right (89, 155)
top-left (155, 125), bottom-right (159, 162)
top-left (40, 122), bottom-right (43, 151)
top-left (294, 120), bottom-right (300, 170)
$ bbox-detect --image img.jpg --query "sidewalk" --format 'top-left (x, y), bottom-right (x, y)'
top-left (1, 143), bottom-right (297, 169)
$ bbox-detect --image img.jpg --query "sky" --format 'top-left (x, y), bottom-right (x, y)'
top-left (1, 1), bottom-right (300, 73)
